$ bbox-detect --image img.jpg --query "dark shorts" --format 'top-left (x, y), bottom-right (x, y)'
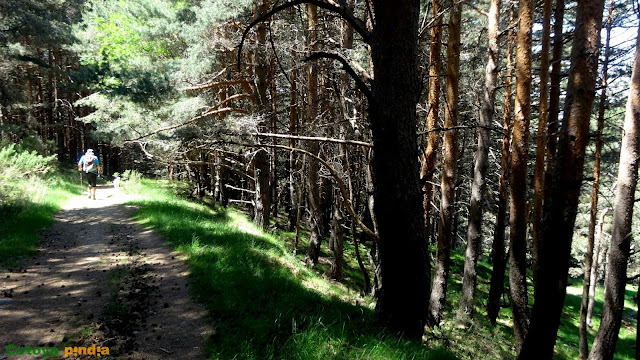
top-left (86, 172), bottom-right (97, 187)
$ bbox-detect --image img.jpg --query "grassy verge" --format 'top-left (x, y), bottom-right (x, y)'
top-left (127, 179), bottom-right (455, 360)
top-left (0, 169), bottom-right (81, 268)
top-left (127, 179), bottom-right (637, 359)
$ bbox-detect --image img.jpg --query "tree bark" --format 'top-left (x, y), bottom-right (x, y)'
top-left (330, 193), bottom-right (345, 279)
top-left (580, 3), bottom-right (614, 357)
top-left (509, 0), bottom-right (533, 351)
top-left (544, 0), bottom-right (564, 203)
top-left (288, 52), bottom-right (298, 232)
top-left (531, 0), bottom-right (552, 289)
top-left (458, 0), bottom-right (500, 325)
top-left (487, 1), bottom-right (515, 326)
top-left (428, 0), bottom-right (462, 327)
top-left (370, 0), bottom-right (430, 337)
top-left (587, 208), bottom-right (609, 327)
top-left (519, 0), bottom-right (607, 358)
top-left (269, 56), bottom-right (278, 218)
top-left (588, 22), bottom-right (640, 360)
top-left (420, 0), bottom-right (443, 251)
top-left (305, 3), bottom-right (323, 264)
top-left (253, 0), bottom-right (271, 229)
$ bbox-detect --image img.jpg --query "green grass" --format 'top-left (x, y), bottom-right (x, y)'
top-left (556, 283), bottom-right (637, 359)
top-left (0, 169), bottom-right (81, 268)
top-left (127, 179), bottom-right (455, 360)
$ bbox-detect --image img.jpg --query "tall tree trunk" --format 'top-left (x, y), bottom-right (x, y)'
top-left (544, 0), bottom-right (565, 202)
top-left (428, 0), bottom-right (462, 327)
top-left (371, 0), bottom-right (430, 338)
top-left (587, 208), bottom-right (609, 327)
top-left (531, 0), bottom-right (552, 289)
top-left (637, 278), bottom-right (640, 360)
top-left (330, 193), bottom-right (345, 279)
top-left (588, 23), bottom-right (640, 360)
top-left (269, 56), bottom-right (278, 218)
top-left (509, 0), bottom-right (533, 351)
top-left (458, 0), bottom-right (500, 324)
top-left (487, 0), bottom-right (515, 325)
top-left (519, 0), bottom-right (607, 358)
top-left (305, 3), bottom-right (323, 264)
top-left (288, 52), bottom-right (298, 232)
top-left (253, 0), bottom-right (271, 229)
top-left (580, 4), bottom-right (614, 357)
top-left (420, 0), bottom-right (443, 249)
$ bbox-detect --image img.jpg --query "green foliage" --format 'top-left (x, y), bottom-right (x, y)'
top-left (0, 0), bottom-right (83, 107)
top-left (0, 144), bottom-right (58, 205)
top-left (127, 179), bottom-right (455, 359)
top-left (0, 161), bottom-right (80, 268)
top-left (117, 169), bottom-right (143, 193)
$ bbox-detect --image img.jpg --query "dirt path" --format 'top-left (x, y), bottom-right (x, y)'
top-left (0, 185), bottom-right (210, 359)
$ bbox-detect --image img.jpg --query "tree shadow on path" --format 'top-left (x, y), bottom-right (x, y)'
top-left (0, 188), bottom-right (209, 359)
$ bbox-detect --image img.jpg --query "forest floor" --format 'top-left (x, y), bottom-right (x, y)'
top-left (0, 185), bottom-right (210, 359)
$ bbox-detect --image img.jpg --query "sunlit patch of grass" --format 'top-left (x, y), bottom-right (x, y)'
top-left (556, 283), bottom-right (637, 360)
top-left (0, 169), bottom-right (80, 268)
top-left (128, 180), bottom-right (455, 360)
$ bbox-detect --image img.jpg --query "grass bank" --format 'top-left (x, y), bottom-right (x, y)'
top-left (127, 179), bottom-right (455, 360)
top-left (127, 179), bottom-right (638, 359)
top-left (0, 169), bottom-right (81, 268)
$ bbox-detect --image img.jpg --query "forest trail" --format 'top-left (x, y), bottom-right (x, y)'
top-left (0, 185), bottom-right (210, 359)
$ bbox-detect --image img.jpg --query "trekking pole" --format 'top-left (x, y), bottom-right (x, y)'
top-left (80, 170), bottom-right (83, 191)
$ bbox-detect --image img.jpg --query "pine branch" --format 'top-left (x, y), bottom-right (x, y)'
top-left (124, 107), bottom-right (246, 142)
top-left (303, 51), bottom-right (372, 99)
top-left (238, 0), bottom-right (371, 71)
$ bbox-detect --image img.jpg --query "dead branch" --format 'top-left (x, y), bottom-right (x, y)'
top-left (253, 132), bottom-right (372, 147)
top-left (627, 273), bottom-right (640, 283)
top-left (124, 107), bottom-right (247, 142)
top-left (229, 199), bottom-right (254, 205)
top-left (224, 184), bottom-right (256, 193)
top-left (171, 159), bottom-right (255, 181)
top-left (233, 141), bottom-right (379, 244)
top-left (181, 80), bottom-right (251, 92)
top-left (417, 124), bottom-right (499, 135)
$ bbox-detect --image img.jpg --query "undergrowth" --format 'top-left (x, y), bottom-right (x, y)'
top-left (0, 145), bottom-right (80, 268)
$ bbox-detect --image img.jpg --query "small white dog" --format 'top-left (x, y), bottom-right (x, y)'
top-left (113, 176), bottom-right (121, 188)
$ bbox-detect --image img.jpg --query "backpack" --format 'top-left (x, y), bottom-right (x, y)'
top-left (83, 154), bottom-right (97, 172)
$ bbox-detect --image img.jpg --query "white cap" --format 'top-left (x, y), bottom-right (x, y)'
top-left (86, 149), bottom-right (94, 154)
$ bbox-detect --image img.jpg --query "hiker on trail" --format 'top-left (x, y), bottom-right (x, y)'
top-left (78, 149), bottom-right (101, 200)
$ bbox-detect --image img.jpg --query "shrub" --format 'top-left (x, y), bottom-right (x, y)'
top-left (0, 144), bottom-right (57, 205)
top-left (119, 169), bottom-right (142, 193)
